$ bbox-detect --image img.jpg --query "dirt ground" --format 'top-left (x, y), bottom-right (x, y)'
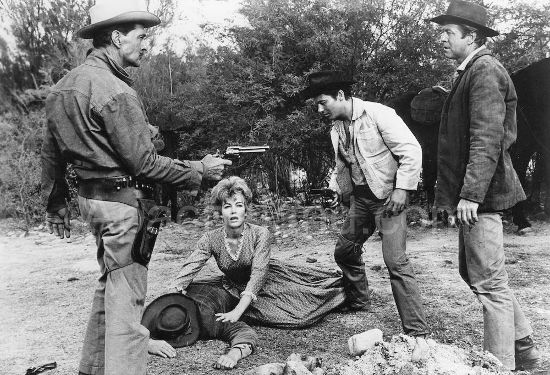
top-left (1, 207), bottom-right (549, 375)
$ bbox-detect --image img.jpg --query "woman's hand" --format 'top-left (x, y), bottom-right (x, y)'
top-left (215, 309), bottom-right (243, 323)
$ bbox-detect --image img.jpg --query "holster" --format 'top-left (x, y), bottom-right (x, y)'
top-left (132, 199), bottom-right (169, 266)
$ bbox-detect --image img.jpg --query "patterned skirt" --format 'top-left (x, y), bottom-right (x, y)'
top-left (241, 259), bottom-right (345, 328)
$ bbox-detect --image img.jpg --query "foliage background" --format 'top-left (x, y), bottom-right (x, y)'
top-left (0, 0), bottom-right (549, 225)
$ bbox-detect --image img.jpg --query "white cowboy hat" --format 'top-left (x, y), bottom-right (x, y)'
top-left (77, 0), bottom-right (161, 39)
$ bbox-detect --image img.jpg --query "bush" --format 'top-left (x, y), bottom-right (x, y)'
top-left (0, 110), bottom-right (45, 229)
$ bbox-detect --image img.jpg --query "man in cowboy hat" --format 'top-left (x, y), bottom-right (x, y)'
top-left (41, 1), bottom-right (231, 374)
top-left (301, 70), bottom-right (430, 361)
top-left (430, 0), bottom-right (541, 370)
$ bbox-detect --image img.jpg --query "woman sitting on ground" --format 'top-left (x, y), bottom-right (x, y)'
top-left (149, 176), bottom-right (345, 369)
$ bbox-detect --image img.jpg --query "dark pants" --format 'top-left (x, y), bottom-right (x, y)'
top-left (334, 185), bottom-right (429, 336)
top-left (186, 283), bottom-right (258, 349)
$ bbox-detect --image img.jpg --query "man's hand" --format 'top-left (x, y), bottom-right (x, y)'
top-left (46, 207), bottom-right (71, 239)
top-left (201, 154), bottom-right (232, 181)
top-left (456, 198), bottom-right (479, 226)
top-left (215, 309), bottom-right (243, 323)
top-left (384, 188), bottom-right (408, 216)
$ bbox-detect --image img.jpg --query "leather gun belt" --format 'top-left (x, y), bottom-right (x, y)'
top-left (78, 176), bottom-right (154, 208)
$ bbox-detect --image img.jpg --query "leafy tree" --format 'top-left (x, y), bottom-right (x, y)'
top-left (0, 0), bottom-right (92, 89)
top-left (491, 0), bottom-right (550, 72)
top-left (135, 0), bottom-right (455, 193)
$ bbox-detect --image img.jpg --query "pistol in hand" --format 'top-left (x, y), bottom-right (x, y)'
top-left (215, 145), bottom-right (270, 161)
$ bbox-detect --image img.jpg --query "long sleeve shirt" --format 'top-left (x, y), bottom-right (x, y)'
top-left (42, 48), bottom-right (203, 212)
top-left (173, 223), bottom-right (271, 301)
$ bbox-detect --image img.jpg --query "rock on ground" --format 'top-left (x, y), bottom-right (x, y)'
top-left (340, 335), bottom-right (508, 375)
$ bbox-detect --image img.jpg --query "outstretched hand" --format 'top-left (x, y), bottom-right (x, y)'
top-left (148, 339), bottom-right (176, 359)
top-left (215, 309), bottom-right (242, 323)
top-left (46, 207), bottom-right (71, 239)
top-left (201, 154), bottom-right (232, 181)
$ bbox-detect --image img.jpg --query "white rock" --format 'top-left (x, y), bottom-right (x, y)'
top-left (348, 328), bottom-right (383, 356)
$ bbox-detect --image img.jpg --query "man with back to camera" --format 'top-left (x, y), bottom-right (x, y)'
top-left (430, 0), bottom-right (541, 370)
top-left (300, 70), bottom-right (430, 361)
top-left (41, 1), bottom-right (231, 374)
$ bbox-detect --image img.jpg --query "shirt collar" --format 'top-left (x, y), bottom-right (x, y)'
top-left (457, 45), bottom-right (486, 72)
top-left (351, 97), bottom-right (362, 121)
top-left (86, 48), bottom-right (134, 87)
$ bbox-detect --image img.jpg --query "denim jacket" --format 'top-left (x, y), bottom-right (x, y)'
top-left (42, 49), bottom-right (202, 212)
top-left (434, 50), bottom-right (526, 212)
top-left (329, 98), bottom-right (422, 200)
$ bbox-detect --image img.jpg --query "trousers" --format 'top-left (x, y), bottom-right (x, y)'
top-left (459, 213), bottom-right (532, 370)
top-left (78, 197), bottom-right (149, 375)
top-left (334, 185), bottom-right (429, 336)
top-left (186, 282), bottom-right (258, 349)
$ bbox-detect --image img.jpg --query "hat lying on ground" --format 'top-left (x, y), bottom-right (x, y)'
top-left (300, 70), bottom-right (356, 100)
top-left (77, 0), bottom-right (161, 39)
top-left (141, 293), bottom-right (200, 347)
top-left (429, 0), bottom-right (499, 37)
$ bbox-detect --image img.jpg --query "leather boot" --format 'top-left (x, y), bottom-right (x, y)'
top-left (515, 336), bottom-right (541, 371)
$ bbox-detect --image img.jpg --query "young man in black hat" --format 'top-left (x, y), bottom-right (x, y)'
top-left (301, 70), bottom-right (429, 360)
top-left (430, 0), bottom-right (541, 370)
top-left (41, 1), bottom-right (231, 374)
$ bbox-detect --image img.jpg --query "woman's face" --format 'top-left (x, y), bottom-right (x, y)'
top-left (221, 192), bottom-right (247, 229)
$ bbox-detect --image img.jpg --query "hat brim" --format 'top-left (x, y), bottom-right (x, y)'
top-left (429, 15), bottom-right (499, 37)
top-left (300, 80), bottom-right (357, 100)
top-left (77, 11), bottom-right (161, 39)
top-left (141, 293), bottom-right (200, 348)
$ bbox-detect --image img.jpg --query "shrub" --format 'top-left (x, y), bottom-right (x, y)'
top-left (0, 110), bottom-right (45, 229)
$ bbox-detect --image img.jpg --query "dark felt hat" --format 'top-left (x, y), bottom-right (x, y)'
top-left (300, 70), bottom-right (356, 100)
top-left (430, 0), bottom-right (499, 37)
top-left (141, 293), bottom-right (200, 348)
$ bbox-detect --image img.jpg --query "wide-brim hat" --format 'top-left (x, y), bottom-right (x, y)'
top-left (300, 70), bottom-right (356, 100)
top-left (77, 0), bottom-right (161, 39)
top-left (430, 0), bottom-right (499, 37)
top-left (141, 293), bottom-right (200, 348)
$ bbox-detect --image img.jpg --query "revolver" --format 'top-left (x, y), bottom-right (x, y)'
top-left (216, 145), bottom-right (270, 160)
top-left (307, 188), bottom-right (341, 209)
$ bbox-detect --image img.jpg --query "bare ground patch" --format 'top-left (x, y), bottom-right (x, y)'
top-left (1, 216), bottom-right (549, 375)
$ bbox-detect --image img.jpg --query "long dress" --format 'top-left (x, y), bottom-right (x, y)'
top-left (173, 223), bottom-right (345, 328)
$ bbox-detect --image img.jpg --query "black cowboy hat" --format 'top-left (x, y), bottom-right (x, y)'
top-left (141, 293), bottom-right (200, 347)
top-left (300, 70), bottom-right (356, 100)
top-left (430, 0), bottom-right (499, 37)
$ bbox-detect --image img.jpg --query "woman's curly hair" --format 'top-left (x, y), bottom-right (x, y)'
top-left (210, 176), bottom-right (253, 211)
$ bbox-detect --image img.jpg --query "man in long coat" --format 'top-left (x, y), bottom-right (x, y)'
top-left (431, 0), bottom-right (541, 371)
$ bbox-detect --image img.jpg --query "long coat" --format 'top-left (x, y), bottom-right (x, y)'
top-left (434, 49), bottom-right (525, 212)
